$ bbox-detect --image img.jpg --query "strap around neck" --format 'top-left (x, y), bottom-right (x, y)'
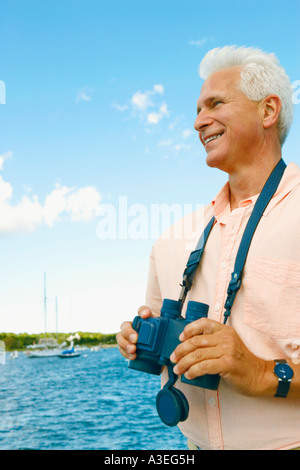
top-left (223, 158), bottom-right (286, 323)
top-left (179, 158), bottom-right (287, 323)
top-left (178, 216), bottom-right (215, 304)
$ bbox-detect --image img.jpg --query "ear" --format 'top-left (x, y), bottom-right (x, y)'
top-left (260, 94), bottom-right (281, 130)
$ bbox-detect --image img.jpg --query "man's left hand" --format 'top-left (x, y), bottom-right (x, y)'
top-left (170, 318), bottom-right (275, 397)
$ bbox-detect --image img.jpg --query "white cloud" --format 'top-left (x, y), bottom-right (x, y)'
top-left (131, 84), bottom-right (165, 112)
top-left (43, 184), bottom-right (72, 227)
top-left (0, 159), bottom-right (102, 234)
top-left (112, 84), bottom-right (197, 161)
top-left (0, 150), bottom-right (12, 170)
top-left (173, 143), bottom-right (190, 152)
top-left (153, 84), bottom-right (164, 94)
top-left (131, 85), bottom-right (168, 125)
top-left (66, 186), bottom-right (102, 222)
top-left (147, 102), bottom-right (169, 124)
top-left (182, 128), bottom-right (193, 139)
top-left (114, 84), bottom-right (168, 126)
top-left (76, 86), bottom-right (93, 103)
top-left (131, 90), bottom-right (153, 112)
top-left (188, 36), bottom-right (214, 47)
top-left (0, 176), bottom-right (13, 202)
top-left (112, 102), bottom-right (128, 112)
top-left (158, 139), bottom-right (173, 147)
top-left (157, 125), bottom-right (194, 159)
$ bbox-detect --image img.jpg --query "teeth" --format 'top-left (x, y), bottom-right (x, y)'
top-left (205, 133), bottom-right (223, 145)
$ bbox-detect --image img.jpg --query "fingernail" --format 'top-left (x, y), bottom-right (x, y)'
top-left (129, 333), bottom-right (137, 343)
top-left (179, 333), bottom-right (184, 341)
top-left (170, 352), bottom-right (176, 363)
top-left (140, 309), bottom-right (148, 318)
top-left (173, 365), bottom-right (179, 374)
top-left (126, 344), bottom-right (135, 354)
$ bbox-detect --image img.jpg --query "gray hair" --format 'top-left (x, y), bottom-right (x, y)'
top-left (199, 46), bottom-right (294, 145)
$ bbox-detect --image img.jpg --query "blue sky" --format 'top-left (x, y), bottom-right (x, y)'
top-left (0, 0), bottom-right (299, 334)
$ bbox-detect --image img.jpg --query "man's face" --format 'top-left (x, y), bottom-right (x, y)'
top-left (194, 67), bottom-right (263, 174)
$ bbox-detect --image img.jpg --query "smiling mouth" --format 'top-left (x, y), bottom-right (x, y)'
top-left (204, 132), bottom-right (224, 146)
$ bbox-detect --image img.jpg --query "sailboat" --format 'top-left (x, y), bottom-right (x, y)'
top-left (26, 274), bottom-right (65, 358)
top-left (26, 337), bottom-right (65, 358)
top-left (58, 338), bottom-right (81, 359)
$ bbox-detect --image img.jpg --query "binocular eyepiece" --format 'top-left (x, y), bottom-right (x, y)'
top-left (128, 299), bottom-right (220, 426)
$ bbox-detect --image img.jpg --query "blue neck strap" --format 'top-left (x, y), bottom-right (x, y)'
top-left (179, 158), bottom-right (287, 324)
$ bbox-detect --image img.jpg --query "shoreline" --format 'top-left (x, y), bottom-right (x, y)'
top-left (0, 331), bottom-right (117, 352)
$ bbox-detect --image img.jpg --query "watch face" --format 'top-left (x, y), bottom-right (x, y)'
top-left (274, 363), bottom-right (294, 380)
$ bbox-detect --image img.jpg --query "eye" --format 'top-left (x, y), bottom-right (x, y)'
top-left (213, 100), bottom-right (223, 107)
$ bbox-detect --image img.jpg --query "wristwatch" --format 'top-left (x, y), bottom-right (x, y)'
top-left (273, 359), bottom-right (294, 397)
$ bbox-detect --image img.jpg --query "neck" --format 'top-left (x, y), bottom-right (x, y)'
top-left (228, 154), bottom-right (282, 210)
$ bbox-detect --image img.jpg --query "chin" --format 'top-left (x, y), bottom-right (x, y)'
top-left (204, 144), bottom-right (235, 173)
top-left (205, 152), bottom-right (227, 171)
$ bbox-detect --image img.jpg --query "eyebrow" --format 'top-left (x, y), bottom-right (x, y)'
top-left (196, 95), bottom-right (224, 114)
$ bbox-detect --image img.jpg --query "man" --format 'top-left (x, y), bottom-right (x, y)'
top-left (117, 46), bottom-right (300, 450)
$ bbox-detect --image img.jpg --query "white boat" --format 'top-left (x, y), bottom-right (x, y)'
top-left (27, 274), bottom-right (66, 358)
top-left (27, 275), bottom-right (81, 359)
top-left (26, 338), bottom-right (66, 358)
top-left (9, 350), bottom-right (19, 360)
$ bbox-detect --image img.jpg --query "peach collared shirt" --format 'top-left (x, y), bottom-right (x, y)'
top-left (145, 162), bottom-right (300, 450)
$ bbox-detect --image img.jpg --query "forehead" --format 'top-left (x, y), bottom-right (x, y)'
top-left (197, 67), bottom-right (243, 107)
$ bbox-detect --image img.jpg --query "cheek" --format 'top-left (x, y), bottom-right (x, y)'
top-left (228, 114), bottom-right (262, 144)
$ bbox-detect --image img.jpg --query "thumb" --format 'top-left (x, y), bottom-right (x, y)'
top-left (137, 305), bottom-right (153, 319)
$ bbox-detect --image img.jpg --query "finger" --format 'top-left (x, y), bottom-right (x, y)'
top-left (117, 305), bottom-right (155, 361)
top-left (120, 320), bottom-right (138, 343)
top-left (118, 344), bottom-right (137, 360)
top-left (184, 357), bottom-right (222, 380)
top-left (116, 333), bottom-right (137, 360)
top-left (171, 333), bottom-right (214, 363)
top-left (116, 322), bottom-right (138, 360)
top-left (180, 317), bottom-right (224, 341)
top-left (173, 345), bottom-right (223, 377)
top-left (138, 305), bottom-right (153, 319)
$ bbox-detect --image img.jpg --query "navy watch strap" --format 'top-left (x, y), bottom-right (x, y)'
top-left (275, 380), bottom-right (291, 398)
top-left (274, 360), bottom-right (293, 398)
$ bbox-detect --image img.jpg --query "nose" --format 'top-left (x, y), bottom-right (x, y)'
top-left (194, 110), bottom-right (214, 133)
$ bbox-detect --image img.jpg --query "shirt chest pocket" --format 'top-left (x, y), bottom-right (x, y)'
top-left (243, 257), bottom-right (300, 339)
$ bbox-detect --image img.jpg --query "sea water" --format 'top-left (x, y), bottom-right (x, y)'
top-left (0, 347), bottom-right (187, 450)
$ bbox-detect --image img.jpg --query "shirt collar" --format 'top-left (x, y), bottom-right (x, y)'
top-left (211, 162), bottom-right (300, 220)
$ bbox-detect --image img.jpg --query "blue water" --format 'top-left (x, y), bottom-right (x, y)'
top-left (0, 348), bottom-right (187, 450)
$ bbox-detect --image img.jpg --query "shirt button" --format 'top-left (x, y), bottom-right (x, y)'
top-left (209, 397), bottom-right (216, 407)
top-left (221, 261), bottom-right (226, 269)
top-left (214, 303), bottom-right (220, 312)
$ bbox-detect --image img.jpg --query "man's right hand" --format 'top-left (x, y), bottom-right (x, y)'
top-left (116, 305), bottom-right (154, 360)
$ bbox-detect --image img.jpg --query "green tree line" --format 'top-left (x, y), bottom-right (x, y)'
top-left (0, 331), bottom-right (117, 351)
